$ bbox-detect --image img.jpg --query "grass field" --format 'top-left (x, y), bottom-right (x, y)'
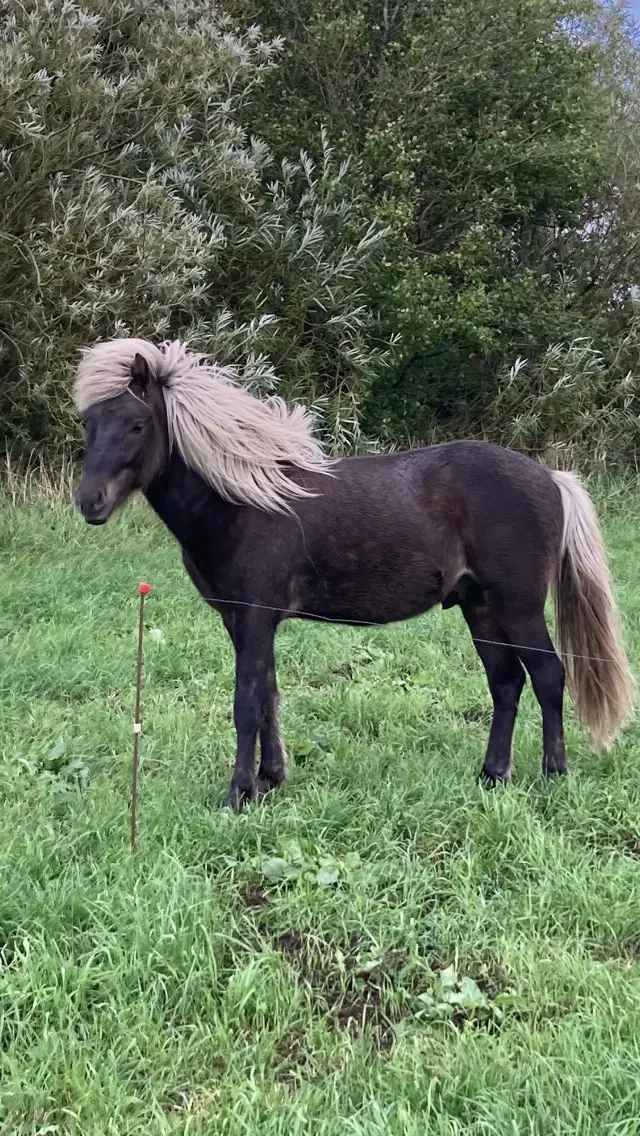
top-left (2, 487), bottom-right (640, 1134)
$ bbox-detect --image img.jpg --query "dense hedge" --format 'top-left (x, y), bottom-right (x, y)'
top-left (228, 0), bottom-right (640, 461)
top-left (2, 0), bottom-right (640, 462)
top-left (1, 0), bottom-right (387, 455)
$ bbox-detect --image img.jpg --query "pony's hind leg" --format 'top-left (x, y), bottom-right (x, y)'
top-left (461, 597), bottom-right (526, 784)
top-left (499, 608), bottom-right (567, 778)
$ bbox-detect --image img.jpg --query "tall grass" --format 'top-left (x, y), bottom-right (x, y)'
top-left (1, 489), bottom-right (640, 1132)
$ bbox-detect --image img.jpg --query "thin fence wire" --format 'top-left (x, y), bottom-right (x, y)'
top-left (198, 593), bottom-right (620, 664)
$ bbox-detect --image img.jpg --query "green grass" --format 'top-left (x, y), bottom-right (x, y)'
top-left (2, 490), bottom-right (640, 1134)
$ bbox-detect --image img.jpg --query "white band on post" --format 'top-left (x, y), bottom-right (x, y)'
top-left (133, 722), bottom-right (142, 734)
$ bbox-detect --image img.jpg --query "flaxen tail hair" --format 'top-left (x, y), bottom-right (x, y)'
top-left (74, 338), bottom-right (330, 512)
top-left (551, 470), bottom-right (636, 748)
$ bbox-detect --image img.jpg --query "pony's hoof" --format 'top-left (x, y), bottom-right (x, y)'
top-left (543, 764), bottom-right (570, 780)
top-left (224, 778), bottom-right (272, 811)
top-left (478, 766), bottom-right (511, 788)
top-left (257, 767), bottom-right (286, 792)
top-left (224, 784), bottom-right (247, 812)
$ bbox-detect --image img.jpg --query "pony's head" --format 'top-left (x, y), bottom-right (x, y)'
top-left (75, 344), bottom-right (168, 524)
top-left (74, 337), bottom-right (328, 524)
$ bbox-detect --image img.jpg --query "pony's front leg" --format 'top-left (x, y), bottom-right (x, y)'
top-left (258, 648), bottom-right (287, 790)
top-left (225, 615), bottom-right (279, 811)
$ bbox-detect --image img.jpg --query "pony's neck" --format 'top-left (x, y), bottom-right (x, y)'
top-left (144, 450), bottom-right (238, 551)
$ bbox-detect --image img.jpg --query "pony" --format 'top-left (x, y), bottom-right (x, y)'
top-left (73, 337), bottom-right (636, 809)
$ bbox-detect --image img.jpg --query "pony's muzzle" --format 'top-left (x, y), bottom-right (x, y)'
top-left (75, 482), bottom-right (112, 524)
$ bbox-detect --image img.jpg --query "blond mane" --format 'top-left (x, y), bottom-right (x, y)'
top-left (74, 337), bottom-right (330, 512)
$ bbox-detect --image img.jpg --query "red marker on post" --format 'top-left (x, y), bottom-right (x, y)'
top-left (131, 582), bottom-right (152, 852)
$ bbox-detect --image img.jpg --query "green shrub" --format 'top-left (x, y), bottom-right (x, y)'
top-left (230, 0), bottom-right (640, 454)
top-left (480, 334), bottom-right (640, 469)
top-left (0, 0), bottom-right (388, 455)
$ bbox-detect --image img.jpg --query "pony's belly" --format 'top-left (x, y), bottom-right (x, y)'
top-left (291, 558), bottom-right (446, 625)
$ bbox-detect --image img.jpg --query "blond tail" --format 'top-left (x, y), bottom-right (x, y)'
top-left (551, 470), bottom-right (636, 749)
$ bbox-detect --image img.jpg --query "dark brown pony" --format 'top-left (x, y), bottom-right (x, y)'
top-left (73, 338), bottom-right (635, 809)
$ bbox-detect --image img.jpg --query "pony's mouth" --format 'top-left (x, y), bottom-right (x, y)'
top-left (75, 470), bottom-right (139, 524)
top-left (74, 484), bottom-right (117, 525)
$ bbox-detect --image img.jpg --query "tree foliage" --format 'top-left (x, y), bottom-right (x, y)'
top-left (2, 0), bottom-right (640, 462)
top-left (0, 0), bottom-right (387, 453)
top-left (229, 0), bottom-right (640, 456)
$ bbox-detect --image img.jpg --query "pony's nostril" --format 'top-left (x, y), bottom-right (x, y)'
top-left (76, 486), bottom-right (107, 516)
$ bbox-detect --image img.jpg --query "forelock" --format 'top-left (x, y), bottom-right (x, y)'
top-left (74, 338), bottom-right (175, 413)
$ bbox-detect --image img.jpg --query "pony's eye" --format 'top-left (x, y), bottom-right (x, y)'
top-left (131, 422), bottom-right (145, 434)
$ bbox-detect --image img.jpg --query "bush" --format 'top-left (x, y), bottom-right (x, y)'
top-left (0, 0), bottom-right (388, 455)
top-left (479, 332), bottom-right (640, 469)
top-left (229, 0), bottom-right (640, 451)
top-left (3, 0), bottom-right (640, 463)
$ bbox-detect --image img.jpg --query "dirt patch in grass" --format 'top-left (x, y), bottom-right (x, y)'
top-left (271, 931), bottom-right (413, 1050)
top-left (618, 833), bottom-right (640, 859)
top-left (276, 1030), bottom-right (309, 1075)
top-left (242, 885), bottom-right (268, 909)
top-left (592, 937), bottom-right (640, 962)
top-left (247, 905), bottom-right (537, 1044)
top-left (276, 930), bottom-right (305, 956)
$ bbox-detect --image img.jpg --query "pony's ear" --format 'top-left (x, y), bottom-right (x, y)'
top-left (130, 353), bottom-right (151, 398)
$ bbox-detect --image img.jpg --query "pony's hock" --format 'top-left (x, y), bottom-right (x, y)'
top-left (74, 338), bottom-right (636, 811)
